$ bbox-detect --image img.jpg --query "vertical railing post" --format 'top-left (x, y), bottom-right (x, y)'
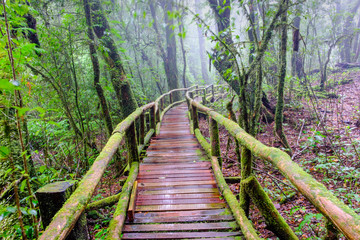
top-left (145, 112), bottom-right (150, 132)
top-left (126, 121), bottom-right (139, 165)
top-left (202, 88), bottom-right (207, 105)
top-left (209, 116), bottom-right (221, 167)
top-left (160, 97), bottom-right (164, 111)
top-left (169, 92), bottom-right (173, 104)
top-left (139, 112), bottom-right (145, 145)
top-left (192, 105), bottom-right (199, 130)
top-left (156, 105), bottom-right (160, 124)
top-left (36, 181), bottom-right (89, 240)
top-left (212, 84), bottom-right (214, 99)
top-left (150, 105), bottom-right (156, 136)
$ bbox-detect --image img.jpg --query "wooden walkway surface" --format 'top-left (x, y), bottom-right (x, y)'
top-left (123, 103), bottom-right (243, 239)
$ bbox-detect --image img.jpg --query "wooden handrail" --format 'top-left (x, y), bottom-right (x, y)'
top-left (186, 89), bottom-right (360, 240)
top-left (39, 86), bottom-right (195, 240)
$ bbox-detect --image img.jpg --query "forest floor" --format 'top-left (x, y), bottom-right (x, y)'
top-left (199, 70), bottom-right (360, 239)
top-left (88, 70), bottom-right (360, 239)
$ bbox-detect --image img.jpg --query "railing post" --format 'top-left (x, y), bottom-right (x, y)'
top-left (145, 112), bottom-right (150, 131)
top-left (202, 88), bottom-right (207, 105)
top-left (160, 97), bottom-right (164, 111)
top-left (139, 112), bottom-right (145, 145)
top-left (36, 181), bottom-right (89, 240)
top-left (169, 92), bottom-right (173, 104)
top-left (150, 106), bottom-right (156, 134)
top-left (126, 122), bottom-right (139, 165)
top-left (209, 116), bottom-right (221, 167)
top-left (192, 105), bottom-right (199, 130)
top-left (156, 105), bottom-right (160, 124)
top-left (212, 85), bottom-right (214, 99)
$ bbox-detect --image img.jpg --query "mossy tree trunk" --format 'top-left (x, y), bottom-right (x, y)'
top-left (83, 0), bottom-right (113, 137)
top-left (89, 0), bottom-right (138, 120)
top-left (290, 4), bottom-right (303, 98)
top-left (149, 1), bottom-right (180, 101)
top-left (207, 0), bottom-right (288, 215)
top-left (89, 0), bottom-right (138, 173)
top-left (274, 0), bottom-right (292, 155)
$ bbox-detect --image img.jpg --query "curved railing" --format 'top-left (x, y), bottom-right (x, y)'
top-left (186, 87), bottom-right (360, 240)
top-left (39, 86), bottom-right (196, 240)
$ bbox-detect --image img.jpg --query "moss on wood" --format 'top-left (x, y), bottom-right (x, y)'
top-left (195, 129), bottom-right (211, 158)
top-left (209, 157), bottom-right (260, 239)
top-left (242, 176), bottom-right (298, 240)
top-left (209, 117), bottom-right (222, 167)
top-left (186, 90), bottom-right (360, 239)
top-left (106, 162), bottom-right (138, 239)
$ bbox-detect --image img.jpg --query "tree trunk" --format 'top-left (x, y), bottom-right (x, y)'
top-left (177, 5), bottom-right (187, 88)
top-left (352, 14), bottom-right (360, 62)
top-left (162, 0), bottom-right (180, 100)
top-left (90, 0), bottom-right (138, 119)
top-left (149, 1), bottom-right (180, 100)
top-left (274, 0), bottom-right (292, 155)
top-left (342, 0), bottom-right (360, 63)
top-left (83, 0), bottom-right (113, 137)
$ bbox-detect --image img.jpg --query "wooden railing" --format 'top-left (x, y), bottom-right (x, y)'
top-left (186, 87), bottom-right (360, 240)
top-left (39, 86), bottom-right (195, 240)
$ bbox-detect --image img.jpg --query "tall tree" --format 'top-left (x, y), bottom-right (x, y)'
top-left (290, 4), bottom-right (303, 99)
top-left (89, 0), bottom-right (138, 119)
top-left (341, 0), bottom-right (360, 63)
top-left (149, 0), bottom-right (180, 100)
top-left (274, 0), bottom-right (292, 154)
top-left (82, 0), bottom-right (113, 137)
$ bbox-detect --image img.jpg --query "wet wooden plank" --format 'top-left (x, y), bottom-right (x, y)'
top-left (136, 198), bottom-right (224, 205)
top-left (136, 193), bottom-right (221, 200)
top-left (139, 188), bottom-right (219, 195)
top-left (136, 203), bottom-right (227, 212)
top-left (123, 221), bottom-right (238, 232)
top-left (137, 184), bottom-right (217, 192)
top-left (147, 145), bottom-right (199, 150)
top-left (142, 158), bottom-right (209, 163)
top-left (127, 181), bottom-right (138, 222)
top-left (134, 209), bottom-right (230, 218)
top-left (146, 152), bottom-right (202, 156)
top-left (122, 231), bottom-right (242, 239)
top-left (139, 169), bottom-right (212, 175)
top-left (137, 173), bottom-right (213, 179)
top-left (138, 176), bottom-right (214, 183)
top-left (140, 162), bottom-right (211, 169)
top-left (137, 180), bottom-right (216, 188)
top-left (127, 214), bottom-right (234, 224)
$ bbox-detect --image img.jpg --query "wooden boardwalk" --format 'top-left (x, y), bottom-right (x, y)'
top-left (123, 103), bottom-right (243, 239)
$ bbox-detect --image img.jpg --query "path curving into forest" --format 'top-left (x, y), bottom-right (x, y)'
top-left (122, 103), bottom-right (243, 239)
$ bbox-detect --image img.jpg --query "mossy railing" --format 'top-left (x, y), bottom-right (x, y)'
top-left (186, 88), bottom-right (360, 240)
top-left (39, 86), bottom-right (195, 240)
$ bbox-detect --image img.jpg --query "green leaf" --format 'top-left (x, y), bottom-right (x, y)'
top-left (28, 209), bottom-right (37, 216)
top-left (6, 206), bottom-right (17, 213)
top-left (0, 79), bottom-right (16, 90)
top-left (0, 146), bottom-right (10, 158)
top-left (13, 106), bottom-right (31, 117)
top-left (20, 179), bottom-right (27, 193)
top-left (48, 121), bottom-right (60, 127)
